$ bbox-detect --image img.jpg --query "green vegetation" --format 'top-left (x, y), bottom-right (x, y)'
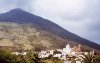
top-left (43, 56), bottom-right (63, 63)
top-left (0, 48), bottom-right (43, 63)
top-left (94, 56), bottom-right (100, 63)
top-left (0, 48), bottom-right (100, 63)
top-left (81, 53), bottom-right (100, 63)
top-left (0, 48), bottom-right (63, 63)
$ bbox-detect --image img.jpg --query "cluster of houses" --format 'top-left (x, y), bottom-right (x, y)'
top-left (38, 44), bottom-right (94, 63)
top-left (0, 43), bottom-right (94, 63)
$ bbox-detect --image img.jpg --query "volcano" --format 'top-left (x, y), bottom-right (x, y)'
top-left (0, 8), bottom-right (99, 51)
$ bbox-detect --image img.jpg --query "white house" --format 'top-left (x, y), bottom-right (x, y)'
top-left (21, 52), bottom-right (27, 55)
top-left (53, 54), bottom-right (62, 59)
top-left (12, 52), bottom-right (20, 55)
top-left (12, 52), bottom-right (27, 55)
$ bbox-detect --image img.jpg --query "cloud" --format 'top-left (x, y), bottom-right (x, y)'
top-left (0, 0), bottom-right (17, 13)
top-left (33, 0), bottom-right (87, 18)
top-left (31, 0), bottom-right (100, 44)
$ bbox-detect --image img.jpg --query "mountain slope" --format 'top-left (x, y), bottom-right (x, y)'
top-left (0, 8), bottom-right (100, 50)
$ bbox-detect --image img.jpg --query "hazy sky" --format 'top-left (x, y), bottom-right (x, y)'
top-left (0, 0), bottom-right (100, 44)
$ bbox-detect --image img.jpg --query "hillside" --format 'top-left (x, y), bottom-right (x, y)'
top-left (0, 8), bottom-right (100, 50)
top-left (0, 22), bottom-right (68, 50)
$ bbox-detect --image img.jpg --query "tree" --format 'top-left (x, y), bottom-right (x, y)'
top-left (0, 48), bottom-right (18, 63)
top-left (81, 53), bottom-right (95, 63)
top-left (94, 56), bottom-right (100, 63)
top-left (26, 51), bottom-right (43, 63)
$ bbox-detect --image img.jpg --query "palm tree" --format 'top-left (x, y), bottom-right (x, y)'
top-left (81, 53), bottom-right (95, 63)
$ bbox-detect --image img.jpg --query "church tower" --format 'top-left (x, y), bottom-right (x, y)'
top-left (63, 43), bottom-right (72, 54)
top-left (77, 44), bottom-right (82, 52)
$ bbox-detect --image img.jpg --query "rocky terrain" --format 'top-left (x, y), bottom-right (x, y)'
top-left (0, 8), bottom-right (99, 51)
top-left (0, 22), bottom-right (68, 50)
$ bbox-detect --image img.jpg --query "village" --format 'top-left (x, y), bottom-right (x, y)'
top-left (11, 43), bottom-right (95, 63)
top-left (38, 44), bottom-right (95, 63)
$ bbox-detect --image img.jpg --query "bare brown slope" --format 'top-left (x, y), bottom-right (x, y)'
top-left (0, 8), bottom-right (99, 50)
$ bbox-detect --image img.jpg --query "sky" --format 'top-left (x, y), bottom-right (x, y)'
top-left (0, 0), bottom-right (100, 44)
